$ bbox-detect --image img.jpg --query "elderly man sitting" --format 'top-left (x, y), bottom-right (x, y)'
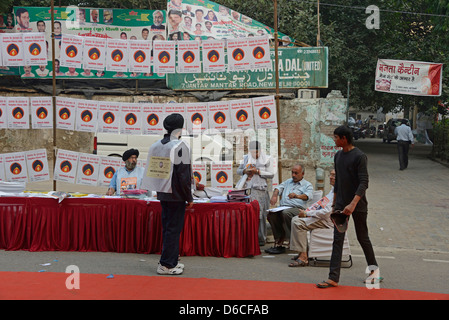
top-left (288, 169), bottom-right (335, 267)
top-left (265, 164), bottom-right (313, 254)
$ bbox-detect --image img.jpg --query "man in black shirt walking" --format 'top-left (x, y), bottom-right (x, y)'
top-left (317, 125), bottom-right (380, 288)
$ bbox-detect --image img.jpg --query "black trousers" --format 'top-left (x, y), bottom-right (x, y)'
top-left (397, 140), bottom-right (410, 170)
top-left (160, 201), bottom-right (186, 269)
top-left (328, 210), bottom-right (377, 283)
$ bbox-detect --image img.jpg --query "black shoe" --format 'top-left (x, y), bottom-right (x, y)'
top-left (265, 246), bottom-right (285, 254)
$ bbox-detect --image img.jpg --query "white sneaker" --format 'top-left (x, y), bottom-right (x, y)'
top-left (157, 263), bottom-right (183, 275)
top-left (176, 263), bottom-right (185, 269)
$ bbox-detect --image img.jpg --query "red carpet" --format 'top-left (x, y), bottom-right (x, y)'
top-left (1, 271), bottom-right (448, 300)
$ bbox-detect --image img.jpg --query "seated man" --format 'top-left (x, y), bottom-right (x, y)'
top-left (266, 164), bottom-right (313, 254)
top-left (106, 148), bottom-right (145, 196)
top-left (289, 169), bottom-right (335, 267)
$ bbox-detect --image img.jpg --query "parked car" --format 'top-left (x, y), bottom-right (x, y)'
top-left (382, 118), bottom-right (410, 143)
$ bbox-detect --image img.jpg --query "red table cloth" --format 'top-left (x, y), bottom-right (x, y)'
top-left (0, 197), bottom-right (261, 258)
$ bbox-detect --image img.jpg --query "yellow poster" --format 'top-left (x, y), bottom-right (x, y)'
top-left (146, 156), bottom-right (171, 179)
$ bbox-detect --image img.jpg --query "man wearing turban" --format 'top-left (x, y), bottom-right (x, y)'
top-left (106, 148), bottom-right (145, 196)
top-left (142, 113), bottom-right (193, 275)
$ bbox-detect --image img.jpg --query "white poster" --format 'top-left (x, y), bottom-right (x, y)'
top-left (60, 34), bottom-right (84, 68)
top-left (129, 40), bottom-right (152, 73)
top-left (97, 101), bottom-right (121, 133)
top-left (0, 154), bottom-right (5, 181)
top-left (211, 161), bottom-right (233, 190)
top-left (0, 97), bottom-right (7, 129)
top-left (54, 149), bottom-right (79, 183)
top-left (4, 152), bottom-right (28, 183)
top-left (207, 100), bottom-right (231, 132)
top-left (248, 36), bottom-right (272, 70)
top-left (98, 156), bottom-right (123, 187)
top-left (56, 97), bottom-right (77, 130)
top-left (7, 97), bottom-right (29, 129)
top-left (230, 98), bottom-right (254, 130)
top-left (75, 99), bottom-right (98, 132)
top-left (227, 38), bottom-right (250, 72)
top-left (76, 153), bottom-right (100, 186)
top-left (186, 102), bottom-right (208, 135)
top-left (192, 162), bottom-right (207, 186)
top-left (165, 103), bottom-right (187, 133)
top-left (25, 149), bottom-right (50, 182)
top-left (106, 39), bottom-right (129, 72)
top-left (153, 40), bottom-right (176, 74)
top-left (30, 96), bottom-right (53, 129)
top-left (23, 32), bottom-right (47, 66)
top-left (177, 40), bottom-right (201, 73)
top-left (1, 33), bottom-right (24, 66)
top-left (83, 36), bottom-right (106, 71)
top-left (202, 40), bottom-right (226, 73)
top-left (120, 103), bottom-right (142, 135)
top-left (142, 103), bottom-right (165, 135)
top-left (252, 95), bottom-right (277, 129)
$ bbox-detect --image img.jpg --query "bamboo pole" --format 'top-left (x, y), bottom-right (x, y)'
top-left (274, 0), bottom-right (282, 182)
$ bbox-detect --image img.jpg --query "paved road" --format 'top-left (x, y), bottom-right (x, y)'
top-left (1, 138), bottom-right (449, 296)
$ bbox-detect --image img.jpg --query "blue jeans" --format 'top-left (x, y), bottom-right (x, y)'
top-left (329, 210), bottom-right (377, 283)
top-left (159, 201), bottom-right (186, 269)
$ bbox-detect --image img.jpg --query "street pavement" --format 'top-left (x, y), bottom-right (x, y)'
top-left (1, 138), bottom-right (449, 296)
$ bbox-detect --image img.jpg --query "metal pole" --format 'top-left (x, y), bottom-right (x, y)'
top-left (51, 0), bottom-right (57, 191)
top-left (274, 0), bottom-right (282, 182)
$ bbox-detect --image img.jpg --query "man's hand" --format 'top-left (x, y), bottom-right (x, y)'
top-left (298, 209), bottom-right (307, 218)
top-left (270, 195), bottom-right (278, 206)
top-left (186, 201), bottom-right (194, 209)
top-left (106, 188), bottom-right (115, 196)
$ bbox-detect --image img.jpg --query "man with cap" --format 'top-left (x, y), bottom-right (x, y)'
top-left (106, 148), bottom-right (145, 196)
top-left (141, 113), bottom-right (193, 275)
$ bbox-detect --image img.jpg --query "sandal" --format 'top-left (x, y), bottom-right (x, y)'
top-left (288, 258), bottom-right (308, 267)
top-left (291, 254), bottom-right (300, 261)
top-left (316, 280), bottom-right (338, 288)
top-left (363, 276), bottom-right (384, 284)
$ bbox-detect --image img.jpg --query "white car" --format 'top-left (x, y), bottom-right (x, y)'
top-left (94, 132), bottom-right (234, 163)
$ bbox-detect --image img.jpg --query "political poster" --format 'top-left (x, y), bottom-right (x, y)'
top-left (1, 33), bottom-right (24, 66)
top-left (211, 161), bottom-right (233, 190)
top-left (14, 6), bottom-right (166, 79)
top-left (120, 103), bottom-right (142, 135)
top-left (207, 100), bottom-right (231, 132)
top-left (375, 59), bottom-right (443, 96)
top-left (56, 97), bottom-right (77, 130)
top-left (165, 102), bottom-right (186, 131)
top-left (227, 38), bottom-right (251, 72)
top-left (4, 152), bottom-right (28, 183)
top-left (98, 156), bottom-right (122, 187)
top-left (230, 98), bottom-right (254, 130)
top-left (185, 102), bottom-right (208, 135)
top-left (75, 99), bottom-right (98, 132)
top-left (25, 149), bottom-right (50, 182)
top-left (192, 162), bottom-right (207, 185)
top-left (202, 39), bottom-right (226, 73)
top-left (0, 154), bottom-right (5, 181)
top-left (7, 97), bottom-right (29, 129)
top-left (106, 39), bottom-right (129, 72)
top-left (97, 101), bottom-right (121, 133)
top-left (22, 32), bottom-right (47, 66)
top-left (128, 40), bottom-right (152, 74)
top-left (60, 34), bottom-right (84, 68)
top-left (248, 36), bottom-right (271, 70)
top-left (54, 149), bottom-right (79, 183)
top-left (153, 40), bottom-right (176, 74)
top-left (0, 97), bottom-right (6, 129)
top-left (177, 40), bottom-right (201, 73)
top-left (83, 36), bottom-right (106, 71)
top-left (142, 103), bottom-right (165, 135)
top-left (30, 96), bottom-right (53, 129)
top-left (76, 153), bottom-right (100, 186)
top-left (252, 95), bottom-right (277, 129)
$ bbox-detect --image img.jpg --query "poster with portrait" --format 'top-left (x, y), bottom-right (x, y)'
top-left (128, 40), bottom-right (152, 73)
top-left (207, 100), bottom-right (231, 132)
top-left (230, 98), bottom-right (254, 130)
top-left (60, 34), bottom-right (84, 68)
top-left (25, 149), bottom-right (50, 182)
top-left (252, 95), bottom-right (277, 129)
top-left (185, 102), bottom-right (208, 135)
top-left (120, 103), bottom-right (142, 135)
top-left (76, 153), bottom-right (100, 186)
top-left (153, 40), bottom-right (176, 74)
top-left (97, 101), bottom-right (121, 133)
top-left (30, 96), bottom-right (53, 129)
top-left (1, 33), bottom-right (24, 66)
top-left (177, 40), bottom-right (201, 73)
top-left (54, 149), bottom-right (79, 183)
top-left (202, 40), bottom-right (225, 73)
top-left (56, 97), bottom-right (77, 130)
top-left (14, 6), bottom-right (166, 79)
top-left (142, 103), bottom-right (165, 135)
top-left (98, 156), bottom-right (123, 187)
top-left (75, 99), bottom-right (98, 132)
top-left (22, 32), bottom-right (47, 66)
top-left (211, 161), bottom-right (233, 190)
top-left (7, 97), bottom-right (29, 129)
top-left (192, 162), bottom-right (207, 185)
top-left (0, 97), bottom-right (8, 129)
top-left (4, 152), bottom-right (28, 183)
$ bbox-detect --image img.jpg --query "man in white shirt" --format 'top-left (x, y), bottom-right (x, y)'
top-left (394, 119), bottom-right (414, 170)
top-left (289, 170), bottom-right (335, 267)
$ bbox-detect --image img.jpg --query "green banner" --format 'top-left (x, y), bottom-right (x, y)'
top-left (167, 47), bottom-right (328, 90)
top-left (13, 6), bottom-right (166, 79)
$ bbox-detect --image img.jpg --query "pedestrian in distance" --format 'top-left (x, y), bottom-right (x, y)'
top-left (395, 119), bottom-right (414, 170)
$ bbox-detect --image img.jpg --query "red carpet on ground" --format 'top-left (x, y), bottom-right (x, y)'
top-left (1, 271), bottom-right (448, 300)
